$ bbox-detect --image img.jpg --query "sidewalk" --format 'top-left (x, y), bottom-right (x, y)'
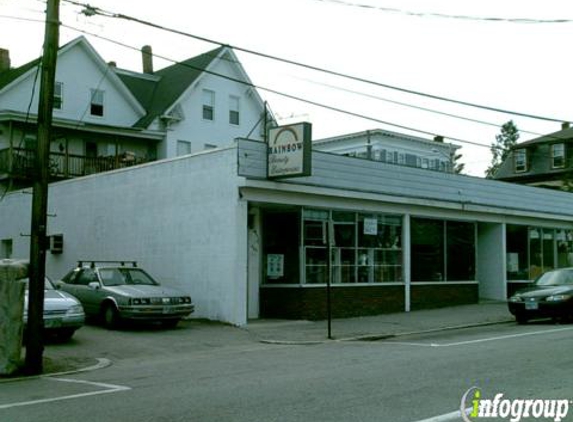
top-left (244, 301), bottom-right (514, 344)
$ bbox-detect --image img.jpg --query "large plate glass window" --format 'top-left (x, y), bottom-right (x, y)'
top-left (411, 218), bottom-right (476, 282)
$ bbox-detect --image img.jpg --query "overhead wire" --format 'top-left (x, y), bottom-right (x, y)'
top-left (60, 0), bottom-right (573, 125)
top-left (4, 1), bottom-right (567, 175)
top-left (60, 23), bottom-right (494, 151)
top-left (309, 0), bottom-right (573, 24)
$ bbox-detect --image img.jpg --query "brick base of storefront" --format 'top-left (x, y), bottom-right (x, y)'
top-left (260, 283), bottom-right (479, 320)
top-left (410, 283), bottom-right (478, 311)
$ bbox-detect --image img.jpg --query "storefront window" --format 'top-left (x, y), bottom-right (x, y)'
top-left (507, 226), bottom-right (573, 281)
top-left (556, 230), bottom-right (573, 268)
top-left (411, 218), bottom-right (444, 282)
top-left (411, 218), bottom-right (476, 282)
top-left (529, 228), bottom-right (542, 279)
top-left (506, 225), bottom-right (529, 280)
top-left (447, 221), bottom-right (476, 281)
top-left (543, 229), bottom-right (555, 273)
top-left (262, 211), bottom-right (300, 284)
top-left (302, 209), bottom-right (402, 284)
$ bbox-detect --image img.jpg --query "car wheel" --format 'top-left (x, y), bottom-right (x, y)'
top-left (102, 303), bottom-right (120, 329)
top-left (516, 314), bottom-right (528, 325)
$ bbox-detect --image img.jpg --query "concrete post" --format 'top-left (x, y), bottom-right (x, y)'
top-left (0, 259), bottom-right (28, 375)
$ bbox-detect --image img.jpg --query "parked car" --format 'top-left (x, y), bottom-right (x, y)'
top-left (508, 267), bottom-right (573, 324)
top-left (22, 276), bottom-right (85, 341)
top-left (55, 261), bottom-right (194, 329)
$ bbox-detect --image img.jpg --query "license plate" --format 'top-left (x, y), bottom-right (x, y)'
top-left (525, 301), bottom-right (538, 310)
top-left (45, 319), bottom-right (62, 328)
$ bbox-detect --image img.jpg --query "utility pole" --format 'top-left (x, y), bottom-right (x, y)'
top-left (25, 0), bottom-right (60, 375)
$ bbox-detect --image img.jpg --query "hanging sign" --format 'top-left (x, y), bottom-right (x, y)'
top-left (267, 122), bottom-right (312, 179)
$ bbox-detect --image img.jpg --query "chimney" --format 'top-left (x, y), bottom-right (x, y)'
top-left (433, 135), bottom-right (444, 143)
top-left (562, 122), bottom-right (570, 130)
top-left (0, 48), bottom-right (10, 72)
top-left (141, 45), bottom-right (153, 74)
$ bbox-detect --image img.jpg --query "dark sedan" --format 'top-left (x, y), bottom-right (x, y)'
top-left (508, 267), bottom-right (573, 324)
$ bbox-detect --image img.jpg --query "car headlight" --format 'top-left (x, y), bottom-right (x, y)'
top-left (131, 298), bottom-right (151, 305)
top-left (183, 297), bottom-right (191, 304)
top-left (66, 305), bottom-right (84, 316)
top-left (509, 296), bottom-right (523, 303)
top-left (546, 294), bottom-right (572, 302)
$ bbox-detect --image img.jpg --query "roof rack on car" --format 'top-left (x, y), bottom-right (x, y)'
top-left (77, 260), bottom-right (138, 269)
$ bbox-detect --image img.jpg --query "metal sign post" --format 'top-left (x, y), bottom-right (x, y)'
top-left (326, 220), bottom-right (333, 340)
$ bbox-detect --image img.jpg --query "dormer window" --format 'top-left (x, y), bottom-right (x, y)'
top-left (514, 149), bottom-right (527, 173)
top-left (551, 143), bottom-right (565, 168)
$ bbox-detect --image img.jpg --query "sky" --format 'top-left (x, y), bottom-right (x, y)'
top-left (2, 0), bottom-right (573, 176)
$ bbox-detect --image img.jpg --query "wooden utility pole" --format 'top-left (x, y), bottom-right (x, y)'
top-left (25, 0), bottom-right (60, 375)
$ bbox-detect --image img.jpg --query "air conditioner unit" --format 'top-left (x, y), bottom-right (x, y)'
top-left (49, 234), bottom-right (64, 254)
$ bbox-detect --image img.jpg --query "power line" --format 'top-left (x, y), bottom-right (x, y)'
top-left (61, 23), bottom-right (494, 151)
top-left (310, 0), bottom-right (573, 24)
top-left (60, 0), bottom-right (573, 124)
top-left (293, 76), bottom-right (548, 138)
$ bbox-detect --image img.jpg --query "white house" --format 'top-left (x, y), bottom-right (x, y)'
top-left (0, 36), bottom-right (270, 190)
top-left (313, 129), bottom-right (460, 173)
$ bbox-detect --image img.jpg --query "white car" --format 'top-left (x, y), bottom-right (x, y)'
top-left (22, 277), bottom-right (85, 341)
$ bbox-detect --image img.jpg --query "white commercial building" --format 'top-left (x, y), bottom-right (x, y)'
top-left (2, 137), bottom-right (573, 325)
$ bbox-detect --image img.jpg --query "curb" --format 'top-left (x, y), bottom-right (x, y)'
top-left (256, 318), bottom-right (515, 345)
top-left (0, 358), bottom-right (112, 383)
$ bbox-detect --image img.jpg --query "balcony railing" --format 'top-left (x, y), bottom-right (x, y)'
top-left (0, 147), bottom-right (150, 181)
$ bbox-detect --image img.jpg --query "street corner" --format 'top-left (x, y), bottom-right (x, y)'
top-left (0, 356), bottom-right (110, 382)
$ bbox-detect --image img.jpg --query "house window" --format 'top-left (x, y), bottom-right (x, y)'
top-left (229, 95), bottom-right (240, 125)
top-left (202, 89), bottom-right (215, 121)
top-left (53, 82), bottom-right (63, 110)
top-left (90, 89), bottom-right (104, 116)
top-left (551, 143), bottom-right (565, 168)
top-left (177, 140), bottom-right (192, 156)
top-left (514, 149), bottom-right (527, 173)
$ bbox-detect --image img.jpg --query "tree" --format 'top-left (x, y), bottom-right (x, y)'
top-left (485, 120), bottom-right (520, 178)
top-left (453, 152), bottom-right (465, 174)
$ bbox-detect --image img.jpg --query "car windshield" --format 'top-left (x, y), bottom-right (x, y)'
top-left (535, 269), bottom-right (573, 286)
top-left (18, 277), bottom-right (54, 290)
top-left (98, 268), bottom-right (158, 287)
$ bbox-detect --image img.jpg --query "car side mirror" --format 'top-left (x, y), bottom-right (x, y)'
top-left (88, 281), bottom-right (100, 290)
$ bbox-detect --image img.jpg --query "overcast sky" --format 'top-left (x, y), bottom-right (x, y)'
top-left (2, 0), bottom-right (573, 176)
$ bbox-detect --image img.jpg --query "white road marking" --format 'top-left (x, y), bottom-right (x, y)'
top-left (389, 326), bottom-right (573, 347)
top-left (0, 377), bottom-right (130, 410)
top-left (410, 407), bottom-right (471, 422)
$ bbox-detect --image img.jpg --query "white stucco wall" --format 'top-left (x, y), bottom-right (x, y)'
top-left (0, 146), bottom-right (249, 325)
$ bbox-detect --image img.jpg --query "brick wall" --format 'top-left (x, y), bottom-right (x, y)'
top-left (410, 284), bottom-right (478, 310)
top-left (260, 283), bottom-right (479, 320)
top-left (260, 285), bottom-right (404, 320)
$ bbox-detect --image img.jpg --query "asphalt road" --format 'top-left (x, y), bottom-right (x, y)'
top-left (1, 320), bottom-right (573, 422)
